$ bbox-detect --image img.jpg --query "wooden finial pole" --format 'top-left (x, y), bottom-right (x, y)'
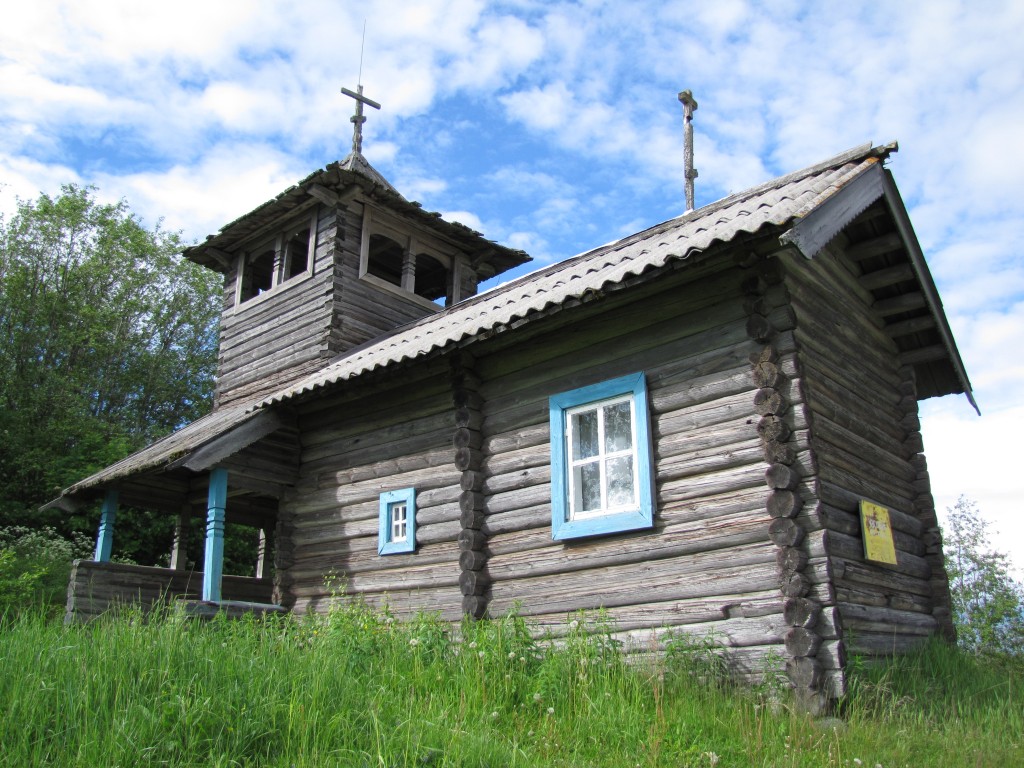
top-left (341, 84), bottom-right (381, 155)
top-left (678, 90), bottom-right (698, 212)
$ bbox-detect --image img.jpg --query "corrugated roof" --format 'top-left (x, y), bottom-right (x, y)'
top-left (62, 402), bottom-right (261, 496)
top-left (56, 141), bottom-right (904, 500)
top-left (257, 143), bottom-right (892, 408)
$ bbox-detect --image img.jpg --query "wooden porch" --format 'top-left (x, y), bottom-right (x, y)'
top-left (65, 560), bottom-right (278, 623)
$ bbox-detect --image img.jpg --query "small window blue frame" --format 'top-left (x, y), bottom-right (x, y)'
top-left (549, 372), bottom-right (655, 541)
top-left (378, 488), bottom-right (417, 555)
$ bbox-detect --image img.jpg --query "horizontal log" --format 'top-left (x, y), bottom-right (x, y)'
top-left (766, 463), bottom-right (799, 490)
top-left (459, 569), bottom-right (490, 596)
top-left (458, 529), bottom-right (487, 552)
top-left (459, 550), bottom-right (488, 571)
top-left (460, 470), bottom-right (485, 492)
top-left (776, 546), bottom-right (808, 573)
top-left (763, 440), bottom-right (796, 465)
top-left (836, 602), bottom-right (938, 635)
top-left (779, 572), bottom-right (810, 598)
top-left (462, 595), bottom-right (488, 619)
top-left (786, 656), bottom-right (821, 689)
top-left (453, 427), bottom-right (483, 450)
top-left (783, 597), bottom-right (820, 628)
top-left (757, 414), bottom-right (791, 442)
top-left (460, 507), bottom-right (485, 530)
top-left (455, 447), bottom-right (483, 471)
top-left (487, 517), bottom-right (773, 583)
top-left (831, 557), bottom-right (932, 597)
top-left (767, 490), bottom-right (802, 519)
top-left (785, 627), bottom-right (822, 657)
top-left (754, 388), bottom-right (787, 416)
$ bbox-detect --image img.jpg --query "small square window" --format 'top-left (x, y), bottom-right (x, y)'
top-left (549, 373), bottom-right (655, 540)
top-left (379, 488), bottom-right (416, 555)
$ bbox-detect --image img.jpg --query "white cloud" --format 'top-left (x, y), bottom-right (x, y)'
top-left (923, 399), bottom-right (1024, 579)
top-left (439, 209), bottom-right (483, 231)
top-left (92, 144), bottom-right (311, 240)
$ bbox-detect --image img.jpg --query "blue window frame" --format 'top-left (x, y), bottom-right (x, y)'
top-left (549, 372), bottom-right (655, 540)
top-left (378, 488), bottom-right (417, 555)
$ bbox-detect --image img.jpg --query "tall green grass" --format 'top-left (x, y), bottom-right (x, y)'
top-left (1, 603), bottom-right (1021, 767)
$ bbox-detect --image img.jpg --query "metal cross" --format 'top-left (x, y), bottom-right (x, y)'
top-left (341, 84), bottom-right (382, 155)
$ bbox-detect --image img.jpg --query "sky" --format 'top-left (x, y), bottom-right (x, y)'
top-left (1, 0), bottom-right (1021, 576)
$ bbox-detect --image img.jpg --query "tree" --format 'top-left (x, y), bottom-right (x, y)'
top-left (943, 496), bottom-right (1024, 655)
top-left (0, 185), bottom-right (223, 561)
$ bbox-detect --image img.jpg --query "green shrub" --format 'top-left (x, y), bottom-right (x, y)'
top-left (0, 525), bottom-right (92, 617)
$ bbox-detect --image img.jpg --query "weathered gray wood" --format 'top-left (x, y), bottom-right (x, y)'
top-left (858, 263), bottom-right (914, 290)
top-left (785, 627), bottom-right (822, 657)
top-left (844, 232), bottom-right (903, 262)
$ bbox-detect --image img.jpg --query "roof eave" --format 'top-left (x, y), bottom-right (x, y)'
top-left (878, 169), bottom-right (978, 415)
top-left (781, 160), bottom-right (977, 415)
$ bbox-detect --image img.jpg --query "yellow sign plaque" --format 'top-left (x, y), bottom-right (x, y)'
top-left (860, 500), bottom-right (898, 565)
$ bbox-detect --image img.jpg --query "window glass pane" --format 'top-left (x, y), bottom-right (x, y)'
top-left (574, 461), bottom-right (602, 513)
top-left (606, 456), bottom-right (635, 507)
top-left (390, 502), bottom-right (407, 541)
top-left (571, 409), bottom-right (599, 459)
top-left (604, 401), bottom-right (633, 453)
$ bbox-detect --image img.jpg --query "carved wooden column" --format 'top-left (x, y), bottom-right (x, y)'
top-left (93, 489), bottom-right (119, 562)
top-left (202, 468), bottom-right (228, 602)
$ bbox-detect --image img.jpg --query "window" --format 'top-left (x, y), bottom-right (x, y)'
top-left (236, 211), bottom-right (317, 304)
top-left (378, 488), bottom-right (417, 555)
top-left (549, 373), bottom-right (655, 540)
top-left (359, 207), bottom-right (459, 310)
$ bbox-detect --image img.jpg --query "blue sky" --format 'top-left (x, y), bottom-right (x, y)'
top-left (2, 0), bottom-right (1021, 575)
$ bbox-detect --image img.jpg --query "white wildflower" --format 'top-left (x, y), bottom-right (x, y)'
top-left (508, 651), bottom-right (517, 659)
top-left (546, 707), bottom-right (554, 715)
top-left (409, 638), bottom-right (419, 647)
top-left (533, 693), bottom-right (542, 702)
top-left (468, 641), bottom-right (477, 649)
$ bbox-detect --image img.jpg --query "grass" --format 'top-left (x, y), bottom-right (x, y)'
top-left (0, 603), bottom-right (1021, 767)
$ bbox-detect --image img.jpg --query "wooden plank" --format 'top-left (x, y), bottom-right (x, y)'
top-left (859, 263), bottom-right (914, 291)
top-left (844, 232), bottom-right (904, 262)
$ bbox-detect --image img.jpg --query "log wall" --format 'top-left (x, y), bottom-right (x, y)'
top-left (65, 560), bottom-right (273, 623)
top-left (781, 244), bottom-right (950, 673)
top-left (275, 358), bottom-right (465, 619)
top-left (216, 203), bottom-right (337, 406)
top-left (473, 260), bottom-right (788, 682)
top-left (329, 199), bottom-right (437, 353)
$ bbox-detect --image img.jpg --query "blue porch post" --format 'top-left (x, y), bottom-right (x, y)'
top-left (93, 489), bottom-right (119, 562)
top-left (202, 468), bottom-right (228, 602)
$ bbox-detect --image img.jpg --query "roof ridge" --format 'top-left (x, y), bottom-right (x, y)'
top-left (251, 142), bottom-right (896, 410)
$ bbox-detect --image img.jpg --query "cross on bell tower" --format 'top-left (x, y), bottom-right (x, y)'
top-left (341, 84), bottom-right (381, 155)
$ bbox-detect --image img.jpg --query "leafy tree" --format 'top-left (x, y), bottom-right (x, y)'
top-left (0, 185), bottom-right (223, 563)
top-left (943, 496), bottom-right (1024, 655)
